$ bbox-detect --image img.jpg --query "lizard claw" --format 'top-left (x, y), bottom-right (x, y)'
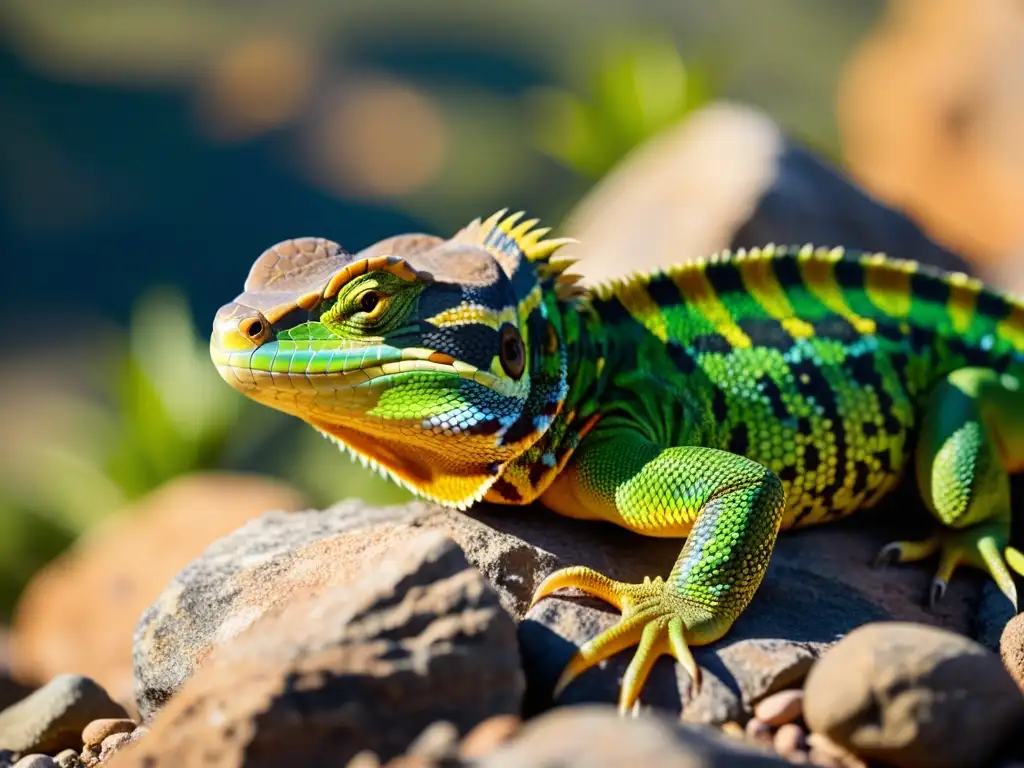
top-left (531, 566), bottom-right (715, 713)
top-left (875, 525), bottom-right (1022, 611)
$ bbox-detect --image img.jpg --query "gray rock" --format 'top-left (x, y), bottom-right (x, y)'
top-left (0, 674), bottom-right (127, 754)
top-left (476, 705), bottom-right (787, 767)
top-left (12, 757), bottom-right (57, 768)
top-left (804, 621), bottom-right (1024, 768)
top-left (119, 532), bottom-right (522, 767)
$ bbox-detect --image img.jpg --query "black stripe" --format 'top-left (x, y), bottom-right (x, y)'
top-left (811, 316), bottom-right (860, 344)
top-left (490, 477), bottom-right (522, 502)
top-left (756, 375), bottom-right (789, 421)
top-left (738, 318), bottom-right (795, 352)
top-left (646, 275), bottom-right (685, 307)
top-left (728, 422), bottom-right (749, 456)
top-left (691, 333), bottom-right (733, 355)
top-left (772, 254), bottom-right (803, 288)
top-left (420, 323), bottom-right (498, 370)
top-left (499, 413), bottom-right (537, 446)
top-left (975, 289), bottom-right (1009, 321)
top-left (711, 386), bottom-right (729, 423)
top-left (832, 257), bottom-right (862, 290)
top-left (666, 341), bottom-right (697, 374)
top-left (705, 261), bottom-right (745, 295)
top-left (909, 271), bottom-right (951, 305)
top-left (592, 295), bottom-right (633, 325)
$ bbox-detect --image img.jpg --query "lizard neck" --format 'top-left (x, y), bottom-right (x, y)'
top-left (483, 287), bottom-right (610, 504)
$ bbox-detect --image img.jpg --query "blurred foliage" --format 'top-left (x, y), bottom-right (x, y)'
top-left (530, 35), bottom-right (713, 180)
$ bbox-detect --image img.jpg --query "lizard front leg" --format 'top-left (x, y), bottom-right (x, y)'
top-left (533, 428), bottom-right (786, 712)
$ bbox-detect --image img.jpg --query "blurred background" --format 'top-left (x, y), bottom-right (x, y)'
top-left (2, 0), bottom-right (1024, 702)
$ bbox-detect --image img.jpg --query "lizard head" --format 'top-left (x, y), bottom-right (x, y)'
top-left (211, 211), bottom-right (577, 508)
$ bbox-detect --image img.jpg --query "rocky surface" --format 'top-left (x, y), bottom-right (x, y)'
top-left (804, 622), bottom-right (1024, 768)
top-left (0, 675), bottom-right (128, 755)
top-left (1001, 612), bottom-right (1024, 693)
top-left (10, 474), bottom-right (306, 706)
top-left (476, 705), bottom-right (787, 767)
top-left (134, 493), bottom-right (981, 728)
top-left (115, 532), bottom-right (522, 767)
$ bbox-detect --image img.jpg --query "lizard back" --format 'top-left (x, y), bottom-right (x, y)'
top-left (586, 245), bottom-right (1024, 528)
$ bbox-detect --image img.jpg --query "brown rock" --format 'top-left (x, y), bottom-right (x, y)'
top-left (113, 532), bottom-right (522, 768)
top-left (754, 689), bottom-right (804, 727)
top-left (458, 715), bottom-right (521, 759)
top-left (804, 621), bottom-right (1024, 768)
top-left (476, 705), bottom-right (788, 767)
top-left (0, 674), bottom-right (127, 754)
top-left (98, 731), bottom-right (133, 762)
top-left (745, 718), bottom-right (772, 747)
top-left (1001, 612), bottom-right (1024, 693)
top-left (132, 500), bottom-right (559, 718)
top-left (81, 719), bottom-right (134, 751)
top-left (805, 734), bottom-right (866, 768)
top-left (11, 473), bottom-right (305, 704)
top-left (52, 751), bottom-right (80, 768)
top-left (838, 0), bottom-right (1024, 287)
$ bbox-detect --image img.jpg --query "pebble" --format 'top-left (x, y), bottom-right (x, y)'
top-left (12, 756), bottom-right (57, 768)
top-left (744, 717), bottom-right (773, 746)
top-left (52, 751), bottom-right (80, 768)
top-left (81, 718), bottom-right (135, 750)
top-left (458, 715), bottom-right (521, 758)
top-left (405, 721), bottom-right (458, 760)
top-left (99, 731), bottom-right (133, 760)
top-left (774, 723), bottom-right (808, 762)
top-left (754, 688), bottom-right (804, 726)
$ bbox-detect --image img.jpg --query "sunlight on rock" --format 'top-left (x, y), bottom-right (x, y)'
top-left (307, 79), bottom-right (448, 199)
top-left (839, 0), bottom-right (1024, 288)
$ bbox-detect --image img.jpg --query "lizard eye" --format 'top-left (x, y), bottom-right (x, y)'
top-left (358, 291), bottom-right (380, 314)
top-left (499, 323), bottom-right (525, 380)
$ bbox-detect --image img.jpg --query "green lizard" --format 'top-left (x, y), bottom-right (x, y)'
top-left (211, 210), bottom-right (1024, 712)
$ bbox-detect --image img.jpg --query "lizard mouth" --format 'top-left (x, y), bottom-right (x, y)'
top-left (210, 339), bottom-right (522, 406)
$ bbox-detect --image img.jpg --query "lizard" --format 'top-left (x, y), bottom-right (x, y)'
top-left (210, 209), bottom-right (1024, 713)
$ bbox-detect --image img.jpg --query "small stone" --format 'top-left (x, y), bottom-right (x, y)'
top-left (805, 622), bottom-right (1024, 768)
top-left (98, 731), bottom-right (133, 760)
top-left (1001, 613), bottom-right (1024, 693)
top-left (745, 718), bottom-right (773, 746)
top-left (81, 719), bottom-right (135, 750)
top-left (12, 757), bottom-right (57, 768)
top-left (53, 751), bottom-right (80, 768)
top-left (754, 689), bottom-right (804, 727)
top-left (0, 674), bottom-right (128, 754)
top-left (774, 723), bottom-right (807, 762)
top-left (458, 715), bottom-right (521, 759)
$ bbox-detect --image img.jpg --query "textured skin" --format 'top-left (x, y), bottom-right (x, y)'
top-left (211, 211), bottom-right (1024, 710)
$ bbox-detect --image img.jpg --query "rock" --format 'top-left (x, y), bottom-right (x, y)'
top-left (11, 474), bottom-right (306, 705)
top-left (745, 718), bottom-right (772, 747)
top-left (135, 492), bottom-right (982, 726)
top-left (805, 734), bottom-right (866, 768)
top-left (838, 0), bottom-right (1024, 288)
top-left (561, 102), bottom-right (971, 288)
top-left (52, 752), bottom-right (79, 768)
top-left (520, 494), bottom-right (978, 723)
top-left (98, 731), bottom-right (133, 762)
top-left (132, 499), bottom-right (563, 718)
top-left (804, 621), bottom-right (1024, 768)
top-left (475, 705), bottom-right (788, 767)
top-left (457, 715), bottom-right (520, 759)
top-left (0, 674), bottom-right (127, 754)
top-left (115, 532), bottom-right (522, 767)
top-left (754, 689), bottom-right (804, 727)
top-left (81, 719), bottom-right (135, 751)
top-left (773, 723), bottom-right (807, 762)
top-left (12, 757), bottom-right (56, 768)
top-left (1001, 613), bottom-right (1024, 693)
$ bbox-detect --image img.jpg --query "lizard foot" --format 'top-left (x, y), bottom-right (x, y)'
top-left (530, 567), bottom-right (723, 713)
top-left (874, 524), bottom-right (1024, 610)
